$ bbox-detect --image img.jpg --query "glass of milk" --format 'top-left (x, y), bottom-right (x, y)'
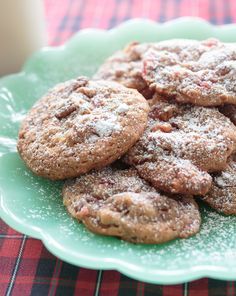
top-left (0, 0), bottom-right (46, 76)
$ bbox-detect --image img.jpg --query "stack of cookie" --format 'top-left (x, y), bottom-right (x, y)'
top-left (17, 39), bottom-right (236, 244)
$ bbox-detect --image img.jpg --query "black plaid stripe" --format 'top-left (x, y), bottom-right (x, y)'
top-left (208, 279), bottom-right (228, 296)
top-left (159, 0), bottom-right (168, 22)
top-left (209, 0), bottom-right (217, 24)
top-left (108, 0), bottom-right (121, 28)
top-left (224, 0), bottom-right (233, 24)
top-left (144, 283), bottom-right (163, 296)
top-left (53, 262), bottom-right (79, 296)
top-left (31, 250), bottom-right (57, 295)
top-left (71, 0), bottom-right (86, 32)
top-left (118, 274), bottom-right (139, 296)
top-left (53, 0), bottom-right (75, 44)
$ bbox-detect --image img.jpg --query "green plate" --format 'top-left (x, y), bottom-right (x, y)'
top-left (1, 18), bottom-right (236, 284)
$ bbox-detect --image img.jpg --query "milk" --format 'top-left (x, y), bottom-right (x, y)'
top-left (0, 0), bottom-right (46, 76)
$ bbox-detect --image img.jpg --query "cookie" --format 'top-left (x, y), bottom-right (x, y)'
top-left (201, 156), bottom-right (236, 215)
top-left (219, 104), bottom-right (236, 125)
top-left (63, 167), bottom-right (201, 244)
top-left (124, 96), bottom-right (236, 195)
top-left (142, 39), bottom-right (236, 106)
top-left (17, 77), bottom-right (149, 180)
top-left (93, 42), bottom-right (154, 98)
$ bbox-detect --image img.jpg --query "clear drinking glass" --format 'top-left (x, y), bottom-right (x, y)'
top-left (0, 0), bottom-right (46, 76)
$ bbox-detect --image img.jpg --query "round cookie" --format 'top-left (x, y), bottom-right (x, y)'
top-left (201, 156), bottom-right (236, 215)
top-left (94, 39), bottom-right (223, 100)
top-left (124, 95), bottom-right (236, 195)
top-left (93, 42), bottom-right (154, 98)
top-left (63, 167), bottom-right (201, 244)
top-left (142, 39), bottom-right (236, 106)
top-left (219, 104), bottom-right (236, 126)
top-left (17, 77), bottom-right (149, 180)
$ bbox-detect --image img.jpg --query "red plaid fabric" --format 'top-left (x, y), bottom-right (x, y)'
top-left (1, 0), bottom-right (236, 295)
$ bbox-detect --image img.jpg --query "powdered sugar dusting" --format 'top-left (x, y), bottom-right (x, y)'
top-left (92, 115), bottom-right (121, 137)
top-left (215, 171), bottom-right (236, 187)
top-left (143, 39), bottom-right (236, 106)
top-left (58, 198), bottom-right (236, 271)
top-left (9, 164), bottom-right (236, 271)
top-left (63, 167), bottom-right (200, 243)
top-left (201, 157), bottom-right (236, 214)
top-left (116, 103), bottom-right (129, 113)
top-left (125, 98), bottom-right (236, 195)
top-left (17, 77), bottom-right (149, 179)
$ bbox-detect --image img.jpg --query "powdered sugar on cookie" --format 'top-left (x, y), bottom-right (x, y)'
top-left (63, 167), bottom-right (201, 244)
top-left (201, 156), bottom-right (236, 215)
top-left (124, 96), bottom-right (236, 195)
top-left (17, 77), bottom-right (149, 180)
top-left (142, 39), bottom-right (236, 106)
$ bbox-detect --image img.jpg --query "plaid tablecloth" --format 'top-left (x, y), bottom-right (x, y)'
top-left (1, 0), bottom-right (236, 295)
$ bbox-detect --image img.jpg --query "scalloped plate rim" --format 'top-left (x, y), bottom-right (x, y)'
top-left (1, 17), bottom-right (236, 284)
top-left (2, 189), bottom-right (236, 284)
